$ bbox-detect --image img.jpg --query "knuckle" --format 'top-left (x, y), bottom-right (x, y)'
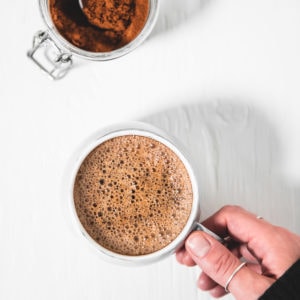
top-left (212, 251), bottom-right (238, 280)
top-left (221, 205), bottom-right (243, 214)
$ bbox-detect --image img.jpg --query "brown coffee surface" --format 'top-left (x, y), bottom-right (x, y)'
top-left (49, 0), bottom-right (149, 52)
top-left (73, 135), bottom-right (193, 256)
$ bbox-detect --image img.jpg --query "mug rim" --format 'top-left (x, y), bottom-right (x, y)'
top-left (69, 122), bottom-right (200, 265)
top-left (39, 0), bottom-right (159, 60)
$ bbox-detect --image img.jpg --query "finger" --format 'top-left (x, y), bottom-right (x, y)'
top-left (185, 231), bottom-right (274, 299)
top-left (175, 247), bottom-right (196, 266)
top-left (246, 262), bottom-right (263, 275)
top-left (197, 272), bottom-right (218, 291)
top-left (175, 248), bottom-right (185, 264)
top-left (201, 205), bottom-right (272, 243)
top-left (228, 242), bottom-right (261, 264)
top-left (186, 231), bottom-right (243, 288)
top-left (182, 250), bottom-right (197, 266)
top-left (196, 245), bottom-right (256, 292)
top-left (238, 244), bottom-right (260, 264)
top-left (201, 205), bottom-right (279, 264)
top-left (210, 285), bottom-right (228, 298)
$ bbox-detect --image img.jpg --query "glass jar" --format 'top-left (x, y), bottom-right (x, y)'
top-left (28, 0), bottom-right (159, 79)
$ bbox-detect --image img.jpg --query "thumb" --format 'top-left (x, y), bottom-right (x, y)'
top-left (185, 231), bottom-right (270, 298)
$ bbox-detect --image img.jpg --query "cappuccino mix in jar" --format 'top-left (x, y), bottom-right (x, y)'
top-left (49, 0), bottom-right (150, 52)
top-left (28, 0), bottom-right (158, 79)
top-left (73, 135), bottom-right (193, 256)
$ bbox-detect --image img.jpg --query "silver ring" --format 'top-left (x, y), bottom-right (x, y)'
top-left (256, 216), bottom-right (263, 219)
top-left (224, 262), bottom-right (247, 293)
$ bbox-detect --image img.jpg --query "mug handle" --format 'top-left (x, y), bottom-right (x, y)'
top-left (27, 30), bottom-right (73, 80)
top-left (194, 222), bottom-right (225, 244)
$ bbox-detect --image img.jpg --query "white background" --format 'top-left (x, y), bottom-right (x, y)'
top-left (1, 0), bottom-right (300, 299)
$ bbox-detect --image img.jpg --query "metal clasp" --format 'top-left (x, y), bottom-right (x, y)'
top-left (27, 31), bottom-right (73, 80)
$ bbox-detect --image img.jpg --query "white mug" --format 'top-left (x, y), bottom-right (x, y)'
top-left (68, 121), bottom-right (223, 265)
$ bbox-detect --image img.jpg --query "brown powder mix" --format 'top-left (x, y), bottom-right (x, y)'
top-left (49, 0), bottom-right (149, 52)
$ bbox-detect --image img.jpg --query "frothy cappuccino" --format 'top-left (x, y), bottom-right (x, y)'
top-left (73, 135), bottom-right (193, 256)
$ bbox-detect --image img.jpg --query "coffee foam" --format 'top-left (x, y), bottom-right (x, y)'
top-left (73, 135), bottom-right (193, 256)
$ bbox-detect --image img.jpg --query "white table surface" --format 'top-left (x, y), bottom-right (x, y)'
top-left (1, 0), bottom-right (300, 299)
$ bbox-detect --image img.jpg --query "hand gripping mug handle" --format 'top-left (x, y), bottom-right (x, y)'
top-left (27, 30), bottom-right (73, 80)
top-left (194, 222), bottom-right (225, 244)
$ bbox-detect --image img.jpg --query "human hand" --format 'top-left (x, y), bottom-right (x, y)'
top-left (176, 206), bottom-right (300, 299)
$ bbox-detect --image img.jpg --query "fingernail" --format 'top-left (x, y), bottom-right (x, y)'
top-left (187, 234), bottom-right (211, 258)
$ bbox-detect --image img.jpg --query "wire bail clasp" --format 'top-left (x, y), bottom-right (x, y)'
top-left (27, 31), bottom-right (73, 80)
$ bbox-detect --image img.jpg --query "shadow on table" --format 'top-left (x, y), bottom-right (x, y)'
top-left (140, 100), bottom-right (300, 231)
top-left (152, 0), bottom-right (212, 35)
